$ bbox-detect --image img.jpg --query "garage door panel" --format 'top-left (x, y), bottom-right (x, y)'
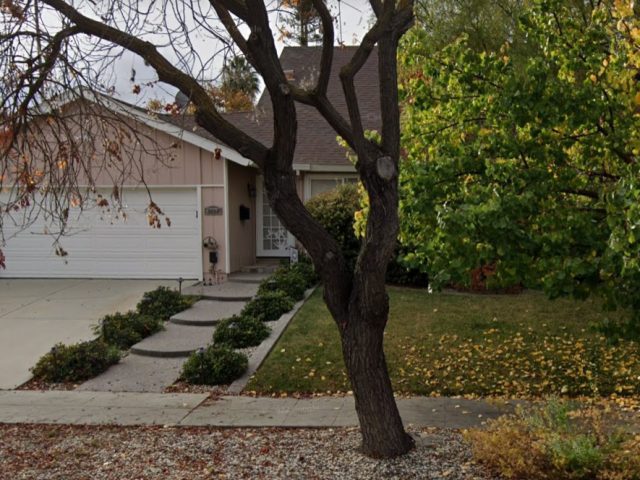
top-left (1, 188), bottom-right (200, 279)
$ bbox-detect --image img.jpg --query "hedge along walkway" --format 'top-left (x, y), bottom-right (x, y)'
top-left (78, 275), bottom-right (263, 393)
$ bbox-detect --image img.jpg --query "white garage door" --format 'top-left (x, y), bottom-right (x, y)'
top-left (0, 188), bottom-right (200, 279)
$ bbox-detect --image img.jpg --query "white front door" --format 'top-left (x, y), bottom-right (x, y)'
top-left (256, 177), bottom-right (293, 257)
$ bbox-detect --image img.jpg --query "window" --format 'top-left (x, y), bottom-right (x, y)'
top-left (305, 174), bottom-right (358, 201)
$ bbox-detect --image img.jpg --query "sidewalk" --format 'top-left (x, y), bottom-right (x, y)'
top-left (0, 390), bottom-right (519, 429)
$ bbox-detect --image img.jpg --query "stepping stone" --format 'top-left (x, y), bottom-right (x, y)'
top-left (77, 355), bottom-right (185, 393)
top-left (227, 272), bottom-right (270, 284)
top-left (182, 281), bottom-right (258, 301)
top-left (170, 300), bottom-right (245, 326)
top-left (130, 323), bottom-right (215, 358)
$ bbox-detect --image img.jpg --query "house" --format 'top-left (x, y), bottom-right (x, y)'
top-left (0, 46), bottom-right (379, 282)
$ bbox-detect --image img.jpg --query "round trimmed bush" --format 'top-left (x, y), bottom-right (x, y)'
top-left (95, 311), bottom-right (163, 349)
top-left (289, 261), bottom-right (318, 288)
top-left (213, 314), bottom-right (271, 348)
top-left (181, 345), bottom-right (248, 385)
top-left (305, 183), bottom-right (361, 270)
top-left (257, 267), bottom-right (307, 301)
top-left (136, 286), bottom-right (192, 320)
top-left (242, 290), bottom-right (294, 322)
top-left (30, 340), bottom-right (120, 383)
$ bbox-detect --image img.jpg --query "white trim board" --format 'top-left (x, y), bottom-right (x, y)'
top-left (223, 158), bottom-right (231, 274)
top-left (293, 164), bottom-right (357, 173)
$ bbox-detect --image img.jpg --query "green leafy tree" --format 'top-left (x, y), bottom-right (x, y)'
top-left (399, 0), bottom-right (640, 332)
top-left (415, 0), bottom-right (527, 54)
top-left (278, 0), bottom-right (323, 46)
top-left (221, 55), bottom-right (260, 99)
top-left (209, 55), bottom-right (260, 112)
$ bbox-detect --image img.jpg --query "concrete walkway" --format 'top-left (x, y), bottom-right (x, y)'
top-left (0, 390), bottom-right (519, 428)
top-left (78, 273), bottom-right (265, 393)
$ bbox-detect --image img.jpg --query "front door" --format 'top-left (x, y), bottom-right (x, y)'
top-left (256, 176), bottom-right (293, 257)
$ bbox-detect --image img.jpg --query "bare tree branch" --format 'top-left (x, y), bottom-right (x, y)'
top-left (339, 10), bottom-right (393, 159)
top-left (370, 0), bottom-right (383, 17)
top-left (16, 26), bottom-right (80, 121)
top-left (211, 4), bottom-right (250, 55)
top-left (41, 0), bottom-right (270, 166)
top-left (311, 0), bottom-right (333, 96)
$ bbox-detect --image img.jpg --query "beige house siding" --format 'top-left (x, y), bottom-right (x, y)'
top-left (91, 119), bottom-right (213, 187)
top-left (200, 186), bottom-right (226, 281)
top-left (227, 162), bottom-right (257, 272)
top-left (11, 99), bottom-right (361, 279)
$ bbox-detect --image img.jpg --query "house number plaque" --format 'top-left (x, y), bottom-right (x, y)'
top-left (204, 206), bottom-right (223, 216)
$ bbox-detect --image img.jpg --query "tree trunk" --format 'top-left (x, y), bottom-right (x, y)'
top-left (341, 307), bottom-right (415, 458)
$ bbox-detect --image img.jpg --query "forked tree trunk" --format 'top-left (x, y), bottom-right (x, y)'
top-left (18, 0), bottom-right (416, 461)
top-left (341, 306), bottom-right (415, 457)
top-left (266, 161), bottom-right (415, 458)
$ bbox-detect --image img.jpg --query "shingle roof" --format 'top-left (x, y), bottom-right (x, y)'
top-left (166, 46), bottom-right (380, 168)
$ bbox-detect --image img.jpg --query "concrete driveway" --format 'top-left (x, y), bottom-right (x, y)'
top-left (0, 279), bottom-right (175, 389)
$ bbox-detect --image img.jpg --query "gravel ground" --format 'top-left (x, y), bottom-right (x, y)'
top-left (0, 424), bottom-right (499, 480)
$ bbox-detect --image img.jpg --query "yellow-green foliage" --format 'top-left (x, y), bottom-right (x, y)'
top-left (305, 183), bottom-right (361, 268)
top-left (465, 415), bottom-right (551, 479)
top-left (465, 400), bottom-right (640, 480)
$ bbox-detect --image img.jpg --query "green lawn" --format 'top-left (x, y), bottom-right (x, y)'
top-left (247, 287), bottom-right (640, 398)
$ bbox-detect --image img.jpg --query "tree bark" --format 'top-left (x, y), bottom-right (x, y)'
top-left (341, 306), bottom-right (415, 457)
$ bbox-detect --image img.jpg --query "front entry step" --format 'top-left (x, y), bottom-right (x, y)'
top-left (240, 264), bottom-right (280, 274)
top-left (170, 300), bottom-right (245, 326)
top-left (227, 272), bottom-right (270, 284)
top-left (130, 323), bottom-right (215, 358)
top-left (182, 282), bottom-right (259, 301)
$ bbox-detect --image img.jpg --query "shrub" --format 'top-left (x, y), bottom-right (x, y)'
top-left (289, 261), bottom-right (319, 288)
top-left (464, 414), bottom-right (550, 479)
top-left (242, 290), bottom-right (294, 322)
top-left (213, 314), bottom-right (271, 348)
top-left (94, 311), bottom-right (163, 350)
top-left (305, 183), bottom-right (361, 270)
top-left (136, 286), bottom-right (193, 320)
top-left (596, 315), bottom-right (640, 344)
top-left (257, 267), bottom-right (307, 301)
top-left (465, 400), bottom-right (640, 480)
top-left (30, 340), bottom-right (120, 383)
top-left (181, 345), bottom-right (248, 385)
top-left (386, 252), bottom-right (430, 287)
top-left (304, 184), bottom-right (428, 288)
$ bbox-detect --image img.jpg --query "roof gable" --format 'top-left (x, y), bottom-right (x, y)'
top-left (44, 47), bottom-right (381, 171)
top-left (167, 46), bottom-right (380, 170)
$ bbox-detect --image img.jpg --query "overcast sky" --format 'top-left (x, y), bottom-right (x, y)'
top-left (113, 1), bottom-right (374, 105)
